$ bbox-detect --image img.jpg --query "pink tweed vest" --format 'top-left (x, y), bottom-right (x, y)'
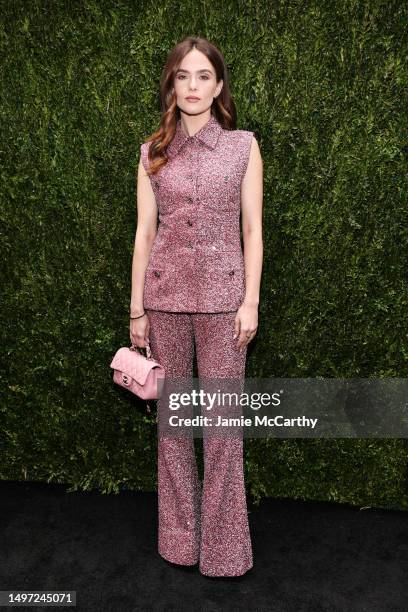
top-left (140, 114), bottom-right (254, 313)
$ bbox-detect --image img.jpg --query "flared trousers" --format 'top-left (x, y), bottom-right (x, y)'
top-left (146, 309), bottom-right (253, 577)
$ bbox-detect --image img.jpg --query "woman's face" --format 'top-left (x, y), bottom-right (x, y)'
top-left (173, 48), bottom-right (223, 115)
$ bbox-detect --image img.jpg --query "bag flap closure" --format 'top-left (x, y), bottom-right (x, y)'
top-left (110, 347), bottom-right (161, 386)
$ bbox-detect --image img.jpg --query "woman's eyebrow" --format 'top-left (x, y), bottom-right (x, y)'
top-left (176, 68), bottom-right (213, 74)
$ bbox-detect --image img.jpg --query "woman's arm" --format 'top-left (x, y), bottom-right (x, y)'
top-left (129, 157), bottom-right (158, 317)
top-left (241, 136), bottom-right (264, 307)
top-left (234, 136), bottom-right (263, 352)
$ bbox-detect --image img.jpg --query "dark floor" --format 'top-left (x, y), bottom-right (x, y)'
top-left (0, 480), bottom-right (407, 611)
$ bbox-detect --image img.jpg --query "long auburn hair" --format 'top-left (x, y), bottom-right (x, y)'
top-left (143, 36), bottom-right (237, 175)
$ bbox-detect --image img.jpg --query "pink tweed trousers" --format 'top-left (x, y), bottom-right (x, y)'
top-left (146, 309), bottom-right (253, 577)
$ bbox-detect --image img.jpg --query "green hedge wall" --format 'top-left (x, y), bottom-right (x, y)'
top-left (1, 0), bottom-right (407, 510)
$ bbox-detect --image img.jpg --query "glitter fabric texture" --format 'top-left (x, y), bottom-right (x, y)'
top-left (139, 114), bottom-right (254, 577)
top-left (146, 309), bottom-right (253, 577)
top-left (140, 114), bottom-right (254, 313)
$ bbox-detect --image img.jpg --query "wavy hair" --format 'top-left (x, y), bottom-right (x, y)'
top-left (142, 36), bottom-right (237, 175)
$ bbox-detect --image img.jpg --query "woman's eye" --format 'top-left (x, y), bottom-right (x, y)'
top-left (176, 74), bottom-right (210, 80)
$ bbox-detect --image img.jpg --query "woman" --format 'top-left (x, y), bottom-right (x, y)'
top-left (129, 36), bottom-right (263, 578)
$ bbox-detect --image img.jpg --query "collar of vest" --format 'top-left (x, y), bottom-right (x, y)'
top-left (166, 113), bottom-right (223, 158)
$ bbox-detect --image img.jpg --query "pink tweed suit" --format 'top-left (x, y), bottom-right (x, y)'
top-left (140, 113), bottom-right (254, 577)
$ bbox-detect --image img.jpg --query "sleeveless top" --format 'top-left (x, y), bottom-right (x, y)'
top-left (140, 113), bottom-right (254, 313)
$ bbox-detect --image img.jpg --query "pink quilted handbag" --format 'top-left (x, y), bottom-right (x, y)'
top-left (110, 343), bottom-right (165, 400)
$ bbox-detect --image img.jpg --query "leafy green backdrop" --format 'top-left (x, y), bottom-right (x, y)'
top-left (1, 0), bottom-right (407, 510)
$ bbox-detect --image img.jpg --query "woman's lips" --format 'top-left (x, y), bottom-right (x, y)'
top-left (186, 97), bottom-right (200, 102)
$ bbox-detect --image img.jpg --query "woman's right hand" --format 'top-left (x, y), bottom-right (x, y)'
top-left (130, 312), bottom-right (150, 348)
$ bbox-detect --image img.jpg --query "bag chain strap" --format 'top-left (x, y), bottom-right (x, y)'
top-left (130, 343), bottom-right (152, 360)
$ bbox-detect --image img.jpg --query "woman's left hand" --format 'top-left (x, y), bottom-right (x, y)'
top-left (233, 302), bottom-right (258, 352)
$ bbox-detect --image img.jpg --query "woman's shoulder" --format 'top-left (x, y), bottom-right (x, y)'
top-left (224, 127), bottom-right (255, 144)
top-left (140, 140), bottom-right (151, 155)
top-left (222, 129), bottom-right (256, 159)
top-left (140, 140), bottom-right (152, 172)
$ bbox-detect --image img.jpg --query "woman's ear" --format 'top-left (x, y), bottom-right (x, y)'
top-left (215, 79), bottom-right (223, 98)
